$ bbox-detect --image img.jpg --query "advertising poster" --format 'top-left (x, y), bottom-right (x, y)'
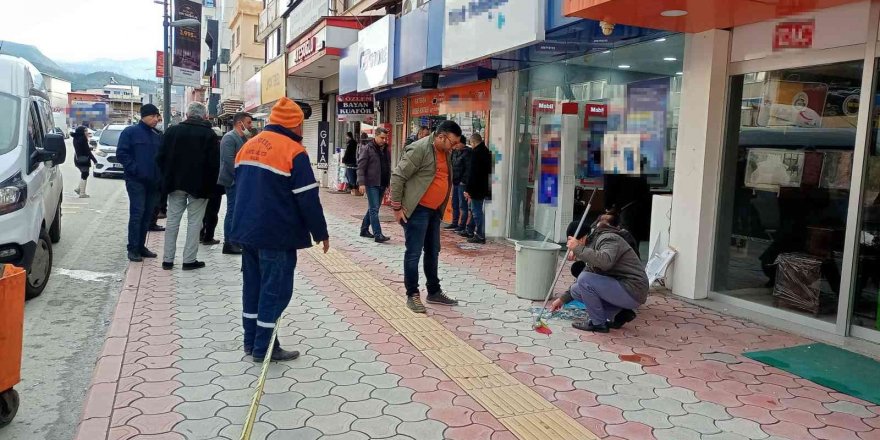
top-left (172, 0), bottom-right (202, 87)
top-left (757, 80), bottom-right (828, 128)
top-left (602, 133), bottom-right (641, 175)
top-left (625, 78), bottom-right (668, 175)
top-left (443, 0), bottom-right (544, 67)
top-left (744, 148), bottom-right (804, 191)
top-left (537, 117), bottom-right (561, 205)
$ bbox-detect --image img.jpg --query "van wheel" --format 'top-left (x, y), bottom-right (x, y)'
top-left (49, 204), bottom-right (61, 244)
top-left (0, 388), bottom-right (19, 428)
top-left (25, 229), bottom-right (53, 300)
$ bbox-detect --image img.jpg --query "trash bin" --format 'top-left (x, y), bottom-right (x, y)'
top-left (0, 264), bottom-right (25, 428)
top-left (515, 241), bottom-right (562, 301)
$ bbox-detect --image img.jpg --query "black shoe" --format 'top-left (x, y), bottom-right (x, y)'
top-left (223, 243), bottom-right (243, 255)
top-left (375, 235), bottom-right (390, 243)
top-left (162, 262), bottom-right (174, 270)
top-left (572, 320), bottom-right (610, 333)
top-left (253, 348), bottom-right (300, 363)
top-left (467, 236), bottom-right (486, 244)
top-left (406, 296), bottom-right (427, 314)
top-left (426, 291), bottom-right (459, 306)
top-left (610, 309), bottom-right (637, 329)
top-left (127, 250), bottom-right (143, 262)
top-left (457, 230), bottom-right (474, 238)
top-left (244, 346), bottom-right (253, 356)
top-left (360, 230), bottom-right (375, 239)
top-left (201, 239), bottom-right (220, 245)
top-left (444, 224), bottom-right (459, 230)
top-left (182, 261), bottom-right (206, 271)
top-left (141, 248), bottom-right (157, 258)
top-left (149, 224), bottom-right (165, 232)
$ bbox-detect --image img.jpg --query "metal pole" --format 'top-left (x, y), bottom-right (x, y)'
top-left (130, 79), bottom-right (134, 123)
top-left (163, 0), bottom-right (172, 130)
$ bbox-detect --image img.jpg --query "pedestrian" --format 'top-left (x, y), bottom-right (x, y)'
top-left (418, 125), bottom-right (431, 139)
top-left (342, 131), bottom-right (359, 193)
top-left (117, 104), bottom-right (163, 262)
top-left (156, 102), bottom-right (220, 271)
top-left (464, 133), bottom-right (492, 244)
top-left (358, 127), bottom-right (392, 243)
top-left (200, 184), bottom-right (225, 245)
top-left (447, 135), bottom-right (471, 232)
top-left (217, 112), bottom-right (252, 255)
top-left (230, 97), bottom-right (330, 362)
top-left (71, 126), bottom-right (97, 198)
top-left (390, 120), bottom-right (462, 313)
top-left (549, 213), bottom-right (648, 333)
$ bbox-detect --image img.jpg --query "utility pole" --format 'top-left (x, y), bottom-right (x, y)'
top-left (163, 0), bottom-right (172, 130)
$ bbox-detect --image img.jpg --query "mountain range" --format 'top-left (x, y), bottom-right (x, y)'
top-left (0, 40), bottom-right (159, 94)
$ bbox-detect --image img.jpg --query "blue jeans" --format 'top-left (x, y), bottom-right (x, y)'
top-left (241, 246), bottom-right (297, 358)
top-left (224, 184), bottom-right (236, 244)
top-left (470, 198), bottom-right (485, 238)
top-left (402, 205), bottom-right (442, 297)
top-left (360, 186), bottom-right (385, 237)
top-left (345, 167), bottom-right (358, 187)
top-left (570, 271), bottom-right (641, 325)
top-left (125, 179), bottom-right (159, 253)
top-left (451, 184), bottom-right (467, 227)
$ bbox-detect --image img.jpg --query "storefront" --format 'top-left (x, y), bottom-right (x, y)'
top-left (564, 0), bottom-right (880, 342)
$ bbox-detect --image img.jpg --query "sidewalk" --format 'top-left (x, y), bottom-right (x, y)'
top-left (75, 191), bottom-right (880, 440)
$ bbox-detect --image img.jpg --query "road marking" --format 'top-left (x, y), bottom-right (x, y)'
top-left (54, 268), bottom-right (120, 282)
top-left (306, 247), bottom-right (600, 440)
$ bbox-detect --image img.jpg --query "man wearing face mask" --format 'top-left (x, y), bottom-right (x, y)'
top-left (217, 112), bottom-right (253, 255)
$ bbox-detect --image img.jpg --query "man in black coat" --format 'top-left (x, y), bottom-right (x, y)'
top-left (464, 133), bottom-right (492, 244)
top-left (156, 102), bottom-right (220, 270)
top-left (449, 135), bottom-right (472, 234)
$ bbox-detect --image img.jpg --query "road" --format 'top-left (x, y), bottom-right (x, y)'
top-left (2, 139), bottom-right (131, 440)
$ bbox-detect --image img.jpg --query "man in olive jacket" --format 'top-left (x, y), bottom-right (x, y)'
top-left (390, 120), bottom-right (462, 313)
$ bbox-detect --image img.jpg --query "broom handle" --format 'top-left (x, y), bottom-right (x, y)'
top-left (533, 188), bottom-right (597, 327)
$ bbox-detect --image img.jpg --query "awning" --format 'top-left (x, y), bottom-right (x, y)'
top-left (563, 0), bottom-right (860, 33)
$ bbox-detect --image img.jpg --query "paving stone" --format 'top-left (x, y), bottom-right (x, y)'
top-left (321, 432), bottom-right (370, 440)
top-left (284, 366), bottom-right (327, 383)
top-left (174, 347), bottom-right (215, 360)
top-left (305, 337), bottom-right (339, 348)
top-left (614, 383), bottom-right (658, 400)
top-left (702, 433), bottom-right (752, 440)
top-left (212, 374), bottom-right (257, 391)
top-left (641, 397), bottom-right (687, 416)
top-left (397, 419), bottom-right (448, 439)
top-left (209, 350), bottom-right (250, 363)
top-left (350, 361), bottom-right (390, 376)
top-left (598, 394), bottom-right (645, 411)
top-left (175, 358), bottom-right (218, 372)
top-left (220, 422), bottom-right (277, 440)
top-left (177, 337), bottom-right (216, 348)
top-left (176, 371), bottom-right (221, 387)
top-left (533, 355), bottom-right (572, 369)
top-left (210, 361), bottom-right (254, 376)
top-left (174, 399), bottom-right (226, 420)
top-left (262, 377), bottom-right (297, 394)
top-left (607, 360), bottom-right (646, 376)
top-left (284, 354), bottom-right (319, 369)
top-left (361, 373), bottom-right (402, 389)
top-left (342, 399), bottom-right (389, 419)
top-left (333, 383), bottom-right (377, 402)
top-left (824, 401), bottom-right (875, 418)
top-left (683, 401), bottom-right (733, 421)
top-left (307, 412), bottom-right (356, 435)
top-left (667, 413), bottom-right (723, 435)
top-left (372, 387), bottom-right (416, 405)
top-left (261, 408), bottom-right (314, 430)
top-left (654, 426), bottom-right (703, 440)
top-left (575, 379), bottom-right (617, 396)
top-left (624, 408), bottom-right (674, 429)
top-left (552, 367), bottom-right (592, 382)
top-left (315, 356), bottom-right (356, 372)
top-left (299, 395), bottom-right (346, 416)
top-left (549, 348), bottom-right (588, 360)
top-left (630, 373), bottom-right (671, 390)
top-left (351, 415), bottom-right (403, 438)
top-left (290, 380), bottom-right (335, 398)
top-left (174, 384), bottom-right (223, 402)
top-left (592, 370), bottom-right (632, 386)
top-left (342, 349), bottom-right (379, 363)
top-left (384, 402), bottom-right (430, 422)
top-left (214, 388), bottom-right (260, 406)
top-left (322, 370), bottom-right (365, 386)
top-left (570, 358), bottom-right (609, 372)
top-left (260, 392), bottom-right (305, 411)
top-left (715, 418), bottom-right (769, 439)
top-left (703, 352), bottom-right (742, 364)
top-left (175, 416), bottom-right (228, 439)
top-left (656, 387), bottom-right (699, 404)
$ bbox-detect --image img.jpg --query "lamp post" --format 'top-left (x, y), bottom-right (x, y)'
top-left (162, 0), bottom-right (200, 130)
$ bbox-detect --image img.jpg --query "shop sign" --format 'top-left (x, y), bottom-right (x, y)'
top-left (773, 20), bottom-right (815, 51)
top-left (261, 57), bottom-right (286, 105)
top-left (317, 121), bottom-right (330, 170)
top-left (286, 0), bottom-right (328, 44)
top-left (337, 93), bottom-right (374, 116)
top-left (586, 104), bottom-right (607, 117)
top-left (358, 16), bottom-right (395, 92)
top-left (244, 71), bottom-right (261, 112)
top-left (443, 0), bottom-right (544, 68)
top-left (532, 99), bottom-right (556, 117)
top-left (409, 82), bottom-right (492, 118)
top-left (290, 28), bottom-right (328, 67)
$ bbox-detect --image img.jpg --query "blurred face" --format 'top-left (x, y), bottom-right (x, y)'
top-left (142, 114), bottom-right (160, 128)
top-left (433, 132), bottom-right (456, 152)
top-left (237, 117), bottom-right (253, 134)
top-left (470, 136), bottom-right (480, 147)
top-left (418, 128), bottom-right (430, 139)
top-left (374, 132), bottom-right (388, 146)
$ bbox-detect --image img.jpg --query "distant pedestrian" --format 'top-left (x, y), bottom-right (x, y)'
top-left (72, 126), bottom-right (97, 198)
top-left (342, 132), bottom-right (358, 193)
top-left (156, 102), bottom-right (220, 271)
top-left (217, 112), bottom-right (252, 255)
top-left (231, 97), bottom-right (330, 362)
top-left (464, 133), bottom-right (492, 244)
top-left (358, 127), bottom-right (392, 243)
top-left (391, 120), bottom-right (462, 313)
top-left (447, 135), bottom-right (471, 233)
top-left (116, 104), bottom-right (163, 262)
top-left (418, 125), bottom-right (431, 139)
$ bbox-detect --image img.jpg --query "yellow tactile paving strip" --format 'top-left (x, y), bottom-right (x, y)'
top-left (306, 248), bottom-right (600, 440)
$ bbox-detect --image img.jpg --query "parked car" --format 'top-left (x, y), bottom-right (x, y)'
top-left (89, 129), bottom-right (102, 149)
top-left (93, 124), bottom-right (127, 178)
top-left (0, 55), bottom-right (67, 300)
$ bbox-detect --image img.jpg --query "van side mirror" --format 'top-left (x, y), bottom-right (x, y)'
top-left (42, 133), bottom-right (66, 165)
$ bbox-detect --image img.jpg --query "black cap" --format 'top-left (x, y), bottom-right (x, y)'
top-left (141, 104), bottom-right (160, 118)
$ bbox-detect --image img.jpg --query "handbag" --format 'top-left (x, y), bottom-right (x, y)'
top-left (74, 155), bottom-right (90, 167)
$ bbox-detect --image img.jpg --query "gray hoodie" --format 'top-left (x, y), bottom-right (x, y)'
top-left (565, 226), bottom-right (649, 304)
top-left (218, 130), bottom-right (247, 187)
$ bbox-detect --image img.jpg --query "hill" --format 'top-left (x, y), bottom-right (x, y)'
top-left (0, 40), bottom-right (69, 79)
top-left (59, 58), bottom-right (156, 81)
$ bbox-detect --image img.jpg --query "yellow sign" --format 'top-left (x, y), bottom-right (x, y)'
top-left (261, 56), bottom-right (286, 104)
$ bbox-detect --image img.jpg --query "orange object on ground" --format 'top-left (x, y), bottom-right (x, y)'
top-left (0, 264), bottom-right (25, 392)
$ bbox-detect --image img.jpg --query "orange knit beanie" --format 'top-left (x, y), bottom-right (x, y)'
top-left (268, 97), bottom-right (304, 129)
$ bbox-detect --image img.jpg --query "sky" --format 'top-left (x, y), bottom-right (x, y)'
top-left (0, 0), bottom-right (166, 62)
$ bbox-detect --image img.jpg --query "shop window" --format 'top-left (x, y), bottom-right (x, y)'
top-left (713, 60), bottom-right (863, 324)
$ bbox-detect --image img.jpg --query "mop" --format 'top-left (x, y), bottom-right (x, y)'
top-left (533, 189), bottom-right (597, 335)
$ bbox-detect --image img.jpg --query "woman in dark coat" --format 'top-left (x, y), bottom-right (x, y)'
top-left (342, 132), bottom-right (358, 192)
top-left (72, 126), bottom-right (98, 198)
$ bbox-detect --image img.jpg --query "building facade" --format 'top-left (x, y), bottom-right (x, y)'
top-left (227, 0), bottom-right (265, 106)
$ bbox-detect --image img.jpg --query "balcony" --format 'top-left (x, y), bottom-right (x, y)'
top-left (257, 0), bottom-right (280, 41)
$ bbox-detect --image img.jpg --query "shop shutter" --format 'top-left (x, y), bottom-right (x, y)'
top-left (302, 104), bottom-right (324, 162)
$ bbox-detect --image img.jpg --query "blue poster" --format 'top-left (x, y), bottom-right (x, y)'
top-left (626, 78), bottom-right (669, 175)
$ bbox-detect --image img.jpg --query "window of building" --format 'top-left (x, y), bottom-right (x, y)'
top-left (254, 24), bottom-right (259, 43)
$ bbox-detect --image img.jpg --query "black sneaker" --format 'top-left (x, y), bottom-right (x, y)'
top-left (141, 248), bottom-right (158, 258)
top-left (360, 230), bottom-right (375, 238)
top-left (127, 250), bottom-right (143, 262)
top-left (467, 236), bottom-right (486, 244)
top-left (444, 224), bottom-right (459, 230)
top-left (182, 261), bottom-right (206, 271)
top-left (426, 291), bottom-right (459, 306)
top-left (253, 348), bottom-right (300, 363)
top-left (201, 239), bottom-right (220, 246)
top-left (244, 346), bottom-right (253, 356)
top-left (457, 230), bottom-right (474, 238)
top-left (572, 320), bottom-right (610, 333)
top-left (162, 262), bottom-right (174, 270)
top-left (610, 309), bottom-right (637, 329)
top-left (406, 296), bottom-right (427, 314)
top-left (149, 224), bottom-right (165, 232)
top-left (375, 235), bottom-right (390, 243)
top-left (222, 243), bottom-right (243, 255)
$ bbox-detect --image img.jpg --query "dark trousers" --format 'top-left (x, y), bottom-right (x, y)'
top-left (125, 180), bottom-right (160, 253)
top-left (451, 184), bottom-right (470, 228)
top-left (201, 186), bottom-right (225, 241)
top-left (241, 246), bottom-right (297, 358)
top-left (345, 167), bottom-right (358, 188)
top-left (360, 186), bottom-right (385, 237)
top-left (469, 198), bottom-right (485, 238)
top-left (403, 205), bottom-right (442, 297)
top-left (224, 184), bottom-right (236, 244)
top-left (151, 192), bottom-right (167, 225)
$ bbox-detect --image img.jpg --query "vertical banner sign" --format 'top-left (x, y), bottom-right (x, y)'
top-left (317, 121), bottom-right (330, 170)
top-left (155, 51), bottom-right (165, 78)
top-left (172, 0), bottom-right (202, 87)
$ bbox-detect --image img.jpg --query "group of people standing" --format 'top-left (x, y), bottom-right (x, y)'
top-left (448, 133), bottom-right (492, 244)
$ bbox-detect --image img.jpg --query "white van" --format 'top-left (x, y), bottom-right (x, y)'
top-left (0, 55), bottom-right (67, 299)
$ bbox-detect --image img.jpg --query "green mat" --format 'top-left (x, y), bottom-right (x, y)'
top-left (744, 343), bottom-right (880, 405)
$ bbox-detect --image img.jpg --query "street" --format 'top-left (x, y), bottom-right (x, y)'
top-left (3, 139), bottom-right (131, 440)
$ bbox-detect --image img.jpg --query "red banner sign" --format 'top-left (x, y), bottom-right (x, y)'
top-left (773, 20), bottom-right (815, 51)
top-left (586, 103), bottom-right (607, 117)
top-left (155, 51), bottom-right (164, 78)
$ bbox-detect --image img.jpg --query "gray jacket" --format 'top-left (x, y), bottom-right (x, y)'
top-left (357, 140), bottom-right (390, 188)
top-left (390, 134), bottom-right (453, 219)
top-left (218, 130), bottom-right (246, 187)
top-left (567, 227), bottom-right (649, 304)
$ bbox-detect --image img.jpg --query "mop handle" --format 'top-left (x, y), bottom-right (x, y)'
top-left (533, 189), bottom-right (597, 327)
